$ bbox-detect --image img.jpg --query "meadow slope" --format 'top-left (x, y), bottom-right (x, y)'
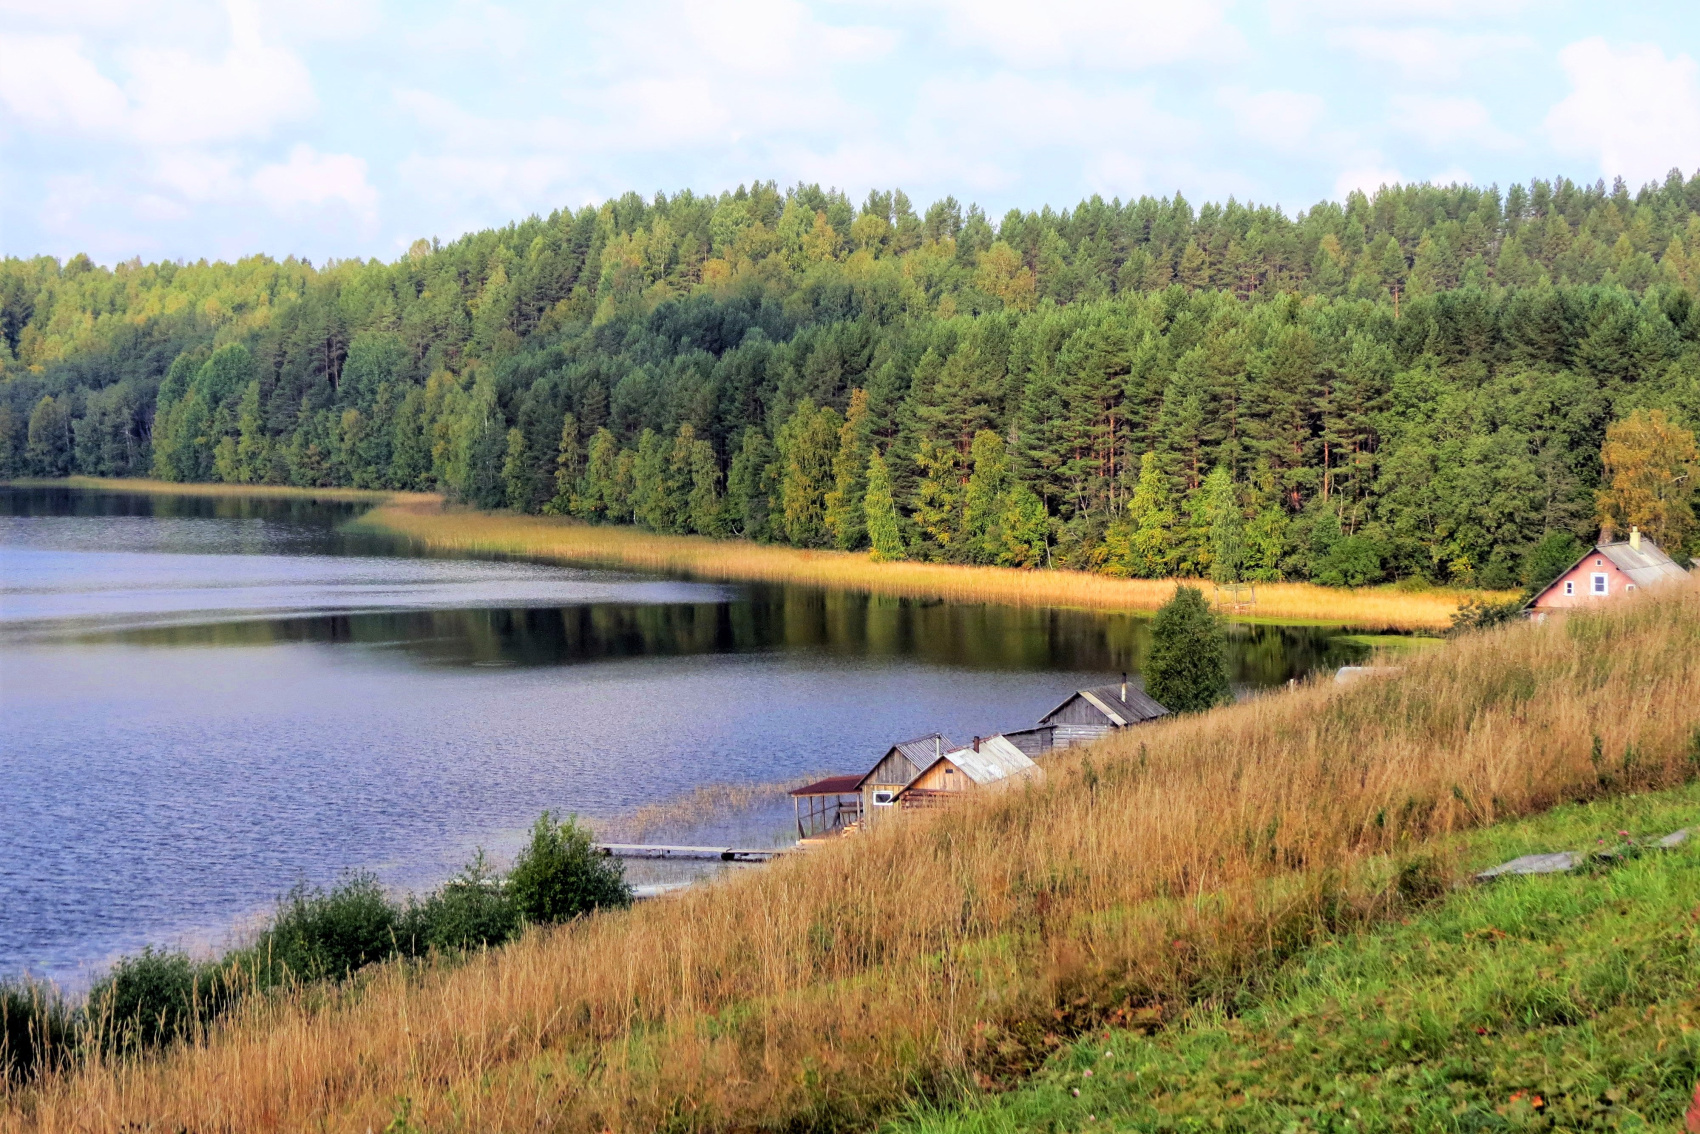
top-left (4, 577), bottom-right (1695, 1133)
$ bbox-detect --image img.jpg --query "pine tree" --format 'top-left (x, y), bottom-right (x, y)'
top-left (580, 428), bottom-right (620, 521)
top-left (688, 438), bottom-right (724, 536)
top-left (1203, 464), bottom-right (1243, 583)
top-left (777, 400), bottom-right (839, 547)
top-left (502, 428), bottom-right (531, 511)
top-left (546, 413), bottom-right (581, 515)
top-left (1144, 584), bottom-right (1230, 713)
top-left (961, 429), bottom-right (1009, 563)
top-left (911, 436), bottom-right (963, 557)
top-left (863, 449), bottom-right (904, 561)
top-left (824, 388), bottom-right (872, 550)
top-left (725, 428), bottom-right (773, 540)
top-left (1122, 451), bottom-right (1175, 577)
top-left (996, 483), bottom-right (1049, 567)
top-left (631, 429), bottom-right (671, 532)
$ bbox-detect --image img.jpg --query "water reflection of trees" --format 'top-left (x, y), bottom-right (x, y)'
top-left (92, 585), bottom-right (1370, 684)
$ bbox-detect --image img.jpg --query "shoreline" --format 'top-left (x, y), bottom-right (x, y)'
top-left (5, 478), bottom-right (1511, 631)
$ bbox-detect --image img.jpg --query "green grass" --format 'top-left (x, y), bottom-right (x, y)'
top-left (893, 786), bottom-right (1700, 1134)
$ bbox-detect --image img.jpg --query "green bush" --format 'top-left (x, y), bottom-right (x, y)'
top-left (1, 978), bottom-right (73, 1082)
top-left (253, 874), bottom-right (402, 983)
top-left (506, 812), bottom-right (631, 925)
top-left (1144, 584), bottom-right (1231, 713)
top-left (401, 851), bottom-right (519, 953)
top-left (87, 948), bottom-right (235, 1052)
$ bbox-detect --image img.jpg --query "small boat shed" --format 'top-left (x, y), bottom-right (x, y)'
top-left (895, 735), bottom-right (1041, 808)
top-left (1037, 675), bottom-right (1169, 748)
top-left (788, 774), bottom-right (865, 840)
top-left (858, 733), bottom-right (953, 825)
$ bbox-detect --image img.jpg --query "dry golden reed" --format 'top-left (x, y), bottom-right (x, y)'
top-left (7, 581), bottom-right (1697, 1134)
top-left (359, 501), bottom-right (1505, 631)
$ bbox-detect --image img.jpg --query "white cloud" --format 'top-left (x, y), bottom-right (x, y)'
top-left (1335, 163), bottom-right (1404, 199)
top-left (1219, 88), bottom-right (1326, 149)
top-left (1272, 0), bottom-right (1532, 24)
top-left (0, 34), bottom-right (129, 134)
top-left (894, 0), bottom-right (1236, 69)
top-left (252, 145), bottom-right (377, 214)
top-left (1390, 94), bottom-right (1517, 150)
top-left (1326, 27), bottom-right (1530, 82)
top-left (1546, 38), bottom-right (1700, 186)
top-left (124, 0), bottom-right (315, 145)
top-left (151, 149), bottom-right (245, 201)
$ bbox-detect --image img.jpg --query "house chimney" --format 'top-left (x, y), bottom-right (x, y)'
top-left (972, 736), bottom-right (981, 752)
top-left (1630, 526), bottom-right (1641, 552)
top-left (935, 735), bottom-right (941, 759)
top-left (1120, 672), bottom-right (1128, 702)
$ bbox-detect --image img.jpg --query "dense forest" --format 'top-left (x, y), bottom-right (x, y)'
top-left (4, 172), bottom-right (1700, 587)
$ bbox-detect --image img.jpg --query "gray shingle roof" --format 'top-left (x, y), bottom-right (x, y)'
top-left (1039, 683), bottom-right (1170, 726)
top-left (1598, 539), bottom-right (1689, 587)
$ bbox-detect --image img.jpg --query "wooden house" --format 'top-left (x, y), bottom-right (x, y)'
top-left (1525, 528), bottom-right (1688, 618)
top-left (788, 774), bottom-right (864, 840)
top-left (856, 733), bottom-right (953, 824)
top-left (1037, 675), bottom-right (1169, 748)
top-left (895, 735), bottom-right (1041, 809)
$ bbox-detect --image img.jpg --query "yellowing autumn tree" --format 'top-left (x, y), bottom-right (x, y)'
top-left (1596, 409), bottom-right (1698, 553)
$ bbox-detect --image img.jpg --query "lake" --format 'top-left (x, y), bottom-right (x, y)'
top-left (0, 485), bottom-right (1369, 986)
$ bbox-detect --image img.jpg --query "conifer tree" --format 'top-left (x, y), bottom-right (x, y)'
top-left (961, 429), bottom-right (1009, 563)
top-left (777, 400), bottom-right (839, 547)
top-left (546, 412), bottom-right (581, 515)
top-left (824, 388), bottom-right (872, 550)
top-left (1144, 584), bottom-right (1230, 713)
top-left (863, 449), bottom-right (904, 561)
top-left (502, 428), bottom-right (531, 511)
top-left (1203, 464), bottom-right (1243, 583)
top-left (580, 428), bottom-right (620, 521)
top-left (911, 436), bottom-right (963, 557)
top-left (688, 438), bottom-right (724, 536)
top-left (631, 429), bottom-right (671, 532)
top-left (1123, 451), bottom-right (1175, 578)
top-left (726, 428), bottom-right (774, 540)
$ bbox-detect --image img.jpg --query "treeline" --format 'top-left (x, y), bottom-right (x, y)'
top-left (1, 815), bottom-right (626, 1081)
top-left (4, 173), bottom-right (1700, 586)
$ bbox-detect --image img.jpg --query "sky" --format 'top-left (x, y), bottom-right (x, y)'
top-left (2, 0), bottom-right (1699, 267)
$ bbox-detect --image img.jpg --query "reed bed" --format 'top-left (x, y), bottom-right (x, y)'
top-left (7, 580), bottom-right (1696, 1134)
top-left (360, 502), bottom-right (1503, 630)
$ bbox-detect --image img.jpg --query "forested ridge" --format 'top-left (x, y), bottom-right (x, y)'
top-left (5, 172), bottom-right (1700, 588)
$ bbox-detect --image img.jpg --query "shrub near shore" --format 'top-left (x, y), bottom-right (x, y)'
top-left (5, 580), bottom-right (1695, 1134)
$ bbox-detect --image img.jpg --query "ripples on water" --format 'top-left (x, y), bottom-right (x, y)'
top-left (0, 486), bottom-right (1368, 986)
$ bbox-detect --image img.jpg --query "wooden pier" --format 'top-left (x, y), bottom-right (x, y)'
top-left (592, 843), bottom-right (788, 862)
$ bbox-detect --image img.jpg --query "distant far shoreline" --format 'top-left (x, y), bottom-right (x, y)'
top-left (4, 477), bottom-right (1510, 631)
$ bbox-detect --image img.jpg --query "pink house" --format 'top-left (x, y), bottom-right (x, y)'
top-left (1526, 527), bottom-right (1688, 616)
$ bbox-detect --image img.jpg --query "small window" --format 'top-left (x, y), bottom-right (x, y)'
top-left (871, 790), bottom-right (895, 806)
top-left (944, 767), bottom-right (955, 775)
top-left (1564, 580), bottom-right (1574, 595)
top-left (1591, 573), bottom-right (1608, 595)
top-left (1626, 583), bottom-right (1637, 592)
top-left (1595, 558), bottom-right (1603, 566)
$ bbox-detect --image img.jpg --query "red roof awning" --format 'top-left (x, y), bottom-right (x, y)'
top-left (789, 774), bottom-right (864, 796)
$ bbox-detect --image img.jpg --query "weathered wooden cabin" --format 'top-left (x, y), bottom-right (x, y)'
top-left (1037, 675), bottom-right (1169, 748)
top-left (788, 774), bottom-right (864, 840)
top-left (895, 735), bottom-right (1041, 808)
top-left (1525, 528), bottom-right (1688, 617)
top-left (857, 733), bottom-right (953, 824)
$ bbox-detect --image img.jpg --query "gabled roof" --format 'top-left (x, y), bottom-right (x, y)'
top-left (1598, 539), bottom-right (1688, 586)
top-left (1039, 683), bottom-right (1169, 726)
top-left (855, 732), bottom-right (954, 789)
top-left (1525, 535), bottom-right (1689, 608)
top-left (902, 735), bottom-right (1039, 791)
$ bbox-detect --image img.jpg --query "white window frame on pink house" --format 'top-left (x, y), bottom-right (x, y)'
top-left (1591, 572), bottom-right (1608, 595)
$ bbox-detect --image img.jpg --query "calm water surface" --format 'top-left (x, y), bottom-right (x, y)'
top-left (0, 486), bottom-right (1368, 985)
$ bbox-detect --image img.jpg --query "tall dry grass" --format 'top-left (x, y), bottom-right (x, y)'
top-left (360, 501), bottom-right (1503, 631)
top-left (7, 581), bottom-right (1697, 1134)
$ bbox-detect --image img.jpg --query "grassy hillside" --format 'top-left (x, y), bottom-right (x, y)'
top-left (3, 581), bottom-right (1696, 1133)
top-left (897, 788), bottom-right (1700, 1133)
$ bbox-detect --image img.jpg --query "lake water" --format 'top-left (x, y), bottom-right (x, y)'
top-left (0, 486), bottom-right (1368, 986)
